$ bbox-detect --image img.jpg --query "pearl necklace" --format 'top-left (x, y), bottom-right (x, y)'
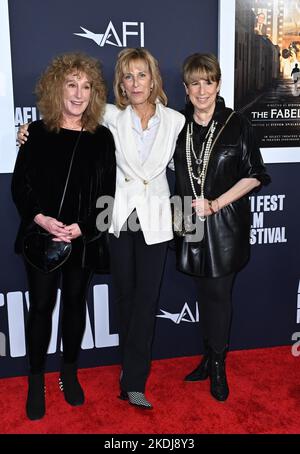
top-left (186, 120), bottom-right (217, 220)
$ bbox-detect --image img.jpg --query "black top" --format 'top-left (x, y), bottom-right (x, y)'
top-left (173, 98), bottom-right (271, 278)
top-left (12, 120), bottom-right (116, 270)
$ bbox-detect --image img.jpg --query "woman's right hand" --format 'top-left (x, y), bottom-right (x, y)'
top-left (17, 123), bottom-right (30, 146)
top-left (34, 214), bottom-right (71, 243)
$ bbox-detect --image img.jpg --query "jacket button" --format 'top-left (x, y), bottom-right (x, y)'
top-left (143, 180), bottom-right (148, 185)
top-left (125, 177), bottom-right (130, 182)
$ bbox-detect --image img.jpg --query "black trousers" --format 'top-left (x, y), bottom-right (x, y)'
top-left (24, 258), bottom-right (92, 374)
top-left (193, 273), bottom-right (236, 353)
top-left (110, 229), bottom-right (168, 392)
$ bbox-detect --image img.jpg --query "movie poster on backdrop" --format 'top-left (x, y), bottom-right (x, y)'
top-left (235, 0), bottom-right (300, 148)
top-left (219, 0), bottom-right (300, 163)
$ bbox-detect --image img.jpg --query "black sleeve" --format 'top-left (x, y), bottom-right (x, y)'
top-left (78, 128), bottom-right (116, 241)
top-left (100, 128), bottom-right (116, 200)
top-left (238, 114), bottom-right (271, 186)
top-left (11, 123), bottom-right (43, 222)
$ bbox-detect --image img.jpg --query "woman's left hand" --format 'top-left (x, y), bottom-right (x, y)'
top-left (52, 223), bottom-right (82, 242)
top-left (66, 223), bottom-right (82, 240)
top-left (191, 198), bottom-right (217, 217)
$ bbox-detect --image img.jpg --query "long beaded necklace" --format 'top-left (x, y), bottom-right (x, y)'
top-left (186, 120), bottom-right (217, 220)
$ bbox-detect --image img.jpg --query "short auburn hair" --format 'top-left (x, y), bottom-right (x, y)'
top-left (182, 53), bottom-right (221, 85)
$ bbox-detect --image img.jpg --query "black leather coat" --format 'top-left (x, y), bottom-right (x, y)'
top-left (11, 120), bottom-right (116, 272)
top-left (173, 98), bottom-right (270, 278)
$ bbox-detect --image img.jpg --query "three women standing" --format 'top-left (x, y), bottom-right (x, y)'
top-left (15, 50), bottom-right (270, 413)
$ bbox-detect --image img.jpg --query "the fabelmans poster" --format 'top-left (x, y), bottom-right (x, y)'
top-left (234, 0), bottom-right (300, 148)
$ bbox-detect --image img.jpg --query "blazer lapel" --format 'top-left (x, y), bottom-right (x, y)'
top-left (142, 103), bottom-right (172, 178)
top-left (116, 107), bottom-right (146, 177)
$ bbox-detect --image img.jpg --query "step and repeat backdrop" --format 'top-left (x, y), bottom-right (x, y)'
top-left (0, 0), bottom-right (299, 377)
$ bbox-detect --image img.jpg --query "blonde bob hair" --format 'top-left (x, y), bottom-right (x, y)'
top-left (113, 48), bottom-right (167, 109)
top-left (182, 53), bottom-right (221, 85)
top-left (36, 52), bottom-right (107, 132)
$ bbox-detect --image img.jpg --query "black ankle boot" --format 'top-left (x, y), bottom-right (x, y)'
top-left (209, 348), bottom-right (229, 402)
top-left (59, 362), bottom-right (84, 406)
top-left (184, 339), bottom-right (210, 382)
top-left (184, 355), bottom-right (210, 381)
top-left (26, 373), bottom-right (45, 420)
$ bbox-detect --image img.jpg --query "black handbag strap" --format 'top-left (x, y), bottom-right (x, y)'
top-left (57, 127), bottom-right (83, 219)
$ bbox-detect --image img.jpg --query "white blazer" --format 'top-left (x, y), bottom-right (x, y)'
top-left (103, 102), bottom-right (185, 245)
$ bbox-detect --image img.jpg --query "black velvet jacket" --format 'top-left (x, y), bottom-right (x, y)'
top-left (173, 98), bottom-right (270, 278)
top-left (11, 120), bottom-right (116, 272)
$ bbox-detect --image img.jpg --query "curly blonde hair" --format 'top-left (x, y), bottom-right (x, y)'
top-left (36, 52), bottom-right (107, 132)
top-left (113, 48), bottom-right (167, 109)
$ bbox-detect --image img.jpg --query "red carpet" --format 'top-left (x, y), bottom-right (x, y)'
top-left (0, 346), bottom-right (299, 434)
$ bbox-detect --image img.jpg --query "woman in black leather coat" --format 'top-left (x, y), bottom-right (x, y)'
top-left (173, 53), bottom-right (270, 401)
top-left (11, 53), bottom-right (116, 420)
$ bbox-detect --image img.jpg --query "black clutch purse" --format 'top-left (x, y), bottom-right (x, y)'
top-left (23, 231), bottom-right (72, 273)
top-left (22, 129), bottom-right (83, 273)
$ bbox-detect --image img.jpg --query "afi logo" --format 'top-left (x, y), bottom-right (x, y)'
top-left (74, 21), bottom-right (144, 47)
top-left (157, 303), bottom-right (199, 325)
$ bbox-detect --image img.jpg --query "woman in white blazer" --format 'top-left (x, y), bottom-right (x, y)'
top-left (105, 48), bottom-right (185, 409)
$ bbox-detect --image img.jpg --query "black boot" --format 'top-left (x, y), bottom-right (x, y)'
top-left (209, 348), bottom-right (229, 402)
top-left (184, 340), bottom-right (210, 382)
top-left (59, 362), bottom-right (84, 406)
top-left (184, 355), bottom-right (210, 382)
top-left (26, 373), bottom-right (45, 420)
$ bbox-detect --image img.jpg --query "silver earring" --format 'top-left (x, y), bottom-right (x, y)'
top-left (122, 89), bottom-right (127, 97)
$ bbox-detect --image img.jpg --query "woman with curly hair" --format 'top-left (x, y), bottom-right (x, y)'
top-left (12, 52), bottom-right (116, 420)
